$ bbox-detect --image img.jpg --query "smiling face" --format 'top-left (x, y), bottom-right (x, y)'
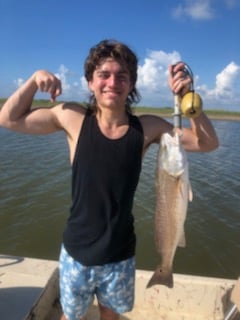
top-left (88, 58), bottom-right (133, 112)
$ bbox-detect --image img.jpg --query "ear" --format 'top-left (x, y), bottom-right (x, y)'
top-left (128, 83), bottom-right (134, 94)
top-left (88, 81), bottom-right (94, 92)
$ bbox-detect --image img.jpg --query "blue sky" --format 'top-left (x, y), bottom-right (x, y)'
top-left (1, 0), bottom-right (240, 111)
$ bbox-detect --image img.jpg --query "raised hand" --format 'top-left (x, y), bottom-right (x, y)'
top-left (168, 62), bottom-right (192, 96)
top-left (33, 70), bottom-right (62, 101)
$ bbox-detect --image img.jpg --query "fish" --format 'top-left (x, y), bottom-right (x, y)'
top-left (146, 131), bottom-right (192, 289)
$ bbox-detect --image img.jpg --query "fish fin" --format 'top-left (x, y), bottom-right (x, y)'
top-left (178, 178), bottom-right (186, 199)
top-left (188, 182), bottom-right (193, 202)
top-left (178, 175), bottom-right (193, 202)
top-left (146, 266), bottom-right (173, 289)
top-left (178, 230), bottom-right (186, 247)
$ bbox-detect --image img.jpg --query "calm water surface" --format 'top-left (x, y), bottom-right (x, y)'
top-left (0, 119), bottom-right (239, 280)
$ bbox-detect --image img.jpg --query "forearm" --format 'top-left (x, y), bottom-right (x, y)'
top-left (0, 75), bottom-right (38, 124)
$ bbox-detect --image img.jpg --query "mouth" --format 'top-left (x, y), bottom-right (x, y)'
top-left (103, 90), bottom-right (120, 98)
top-left (103, 89), bottom-right (120, 94)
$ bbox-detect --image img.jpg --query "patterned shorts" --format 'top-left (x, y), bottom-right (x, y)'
top-left (59, 245), bottom-right (135, 320)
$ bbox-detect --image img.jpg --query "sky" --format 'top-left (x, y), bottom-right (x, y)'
top-left (1, 0), bottom-right (240, 111)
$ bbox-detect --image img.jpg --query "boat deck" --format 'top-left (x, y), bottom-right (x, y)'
top-left (0, 254), bottom-right (239, 320)
top-left (0, 255), bottom-right (58, 320)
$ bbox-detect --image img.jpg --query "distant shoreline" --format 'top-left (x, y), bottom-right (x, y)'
top-left (135, 111), bottom-right (240, 122)
top-left (204, 114), bottom-right (240, 121)
top-left (133, 107), bottom-right (240, 121)
top-left (0, 100), bottom-right (239, 121)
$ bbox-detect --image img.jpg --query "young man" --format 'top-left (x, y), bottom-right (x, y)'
top-left (0, 39), bottom-right (218, 320)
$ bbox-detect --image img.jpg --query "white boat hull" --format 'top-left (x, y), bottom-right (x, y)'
top-left (0, 255), bottom-right (238, 319)
top-left (24, 268), bottom-right (239, 320)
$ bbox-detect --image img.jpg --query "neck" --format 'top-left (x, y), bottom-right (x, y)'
top-left (95, 109), bottom-right (129, 139)
top-left (96, 107), bottom-right (128, 128)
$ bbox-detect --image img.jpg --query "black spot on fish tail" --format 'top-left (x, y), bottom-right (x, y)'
top-left (146, 266), bottom-right (173, 289)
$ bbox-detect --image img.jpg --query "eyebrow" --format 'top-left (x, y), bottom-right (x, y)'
top-left (96, 69), bottom-right (128, 74)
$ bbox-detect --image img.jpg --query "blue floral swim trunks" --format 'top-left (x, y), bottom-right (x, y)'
top-left (59, 245), bottom-right (136, 320)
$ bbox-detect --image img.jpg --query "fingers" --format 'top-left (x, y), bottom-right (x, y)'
top-left (39, 78), bottom-right (62, 101)
top-left (172, 76), bottom-right (191, 96)
top-left (50, 83), bottom-right (62, 102)
top-left (34, 70), bottom-right (62, 101)
top-left (169, 63), bottom-right (192, 96)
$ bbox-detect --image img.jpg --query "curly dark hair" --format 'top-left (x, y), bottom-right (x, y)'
top-left (84, 39), bottom-right (141, 114)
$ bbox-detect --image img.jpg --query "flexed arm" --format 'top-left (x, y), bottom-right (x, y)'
top-left (0, 70), bottom-right (62, 134)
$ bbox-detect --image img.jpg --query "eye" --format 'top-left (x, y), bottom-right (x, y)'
top-left (98, 72), bottom-right (109, 79)
top-left (118, 75), bottom-right (128, 81)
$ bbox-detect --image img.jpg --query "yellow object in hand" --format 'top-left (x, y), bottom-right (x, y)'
top-left (181, 91), bottom-right (203, 118)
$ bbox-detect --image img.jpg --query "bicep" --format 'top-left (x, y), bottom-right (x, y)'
top-left (3, 106), bottom-right (61, 135)
top-left (139, 114), bottom-right (173, 148)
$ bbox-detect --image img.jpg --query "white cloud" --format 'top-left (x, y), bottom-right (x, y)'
top-left (225, 0), bottom-right (238, 9)
top-left (54, 64), bottom-right (89, 101)
top-left (12, 65), bottom-right (90, 102)
top-left (138, 52), bottom-right (240, 110)
top-left (197, 62), bottom-right (240, 108)
top-left (55, 64), bottom-right (71, 94)
top-left (80, 76), bottom-right (89, 92)
top-left (172, 0), bottom-right (239, 20)
top-left (215, 62), bottom-right (240, 95)
top-left (14, 78), bottom-right (25, 88)
top-left (172, 0), bottom-right (214, 20)
top-left (11, 57), bottom-right (240, 111)
top-left (138, 50), bottom-right (181, 91)
top-left (137, 50), bottom-right (182, 106)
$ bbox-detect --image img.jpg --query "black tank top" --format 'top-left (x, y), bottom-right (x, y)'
top-left (63, 109), bottom-right (144, 266)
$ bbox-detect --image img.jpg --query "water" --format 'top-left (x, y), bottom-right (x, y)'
top-left (1, 120), bottom-right (240, 280)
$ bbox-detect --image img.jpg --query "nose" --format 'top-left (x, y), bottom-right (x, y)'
top-left (108, 74), bottom-right (118, 87)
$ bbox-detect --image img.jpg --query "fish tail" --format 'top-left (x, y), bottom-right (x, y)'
top-left (146, 266), bottom-right (173, 289)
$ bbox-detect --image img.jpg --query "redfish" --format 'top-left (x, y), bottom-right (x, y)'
top-left (147, 132), bottom-right (192, 289)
